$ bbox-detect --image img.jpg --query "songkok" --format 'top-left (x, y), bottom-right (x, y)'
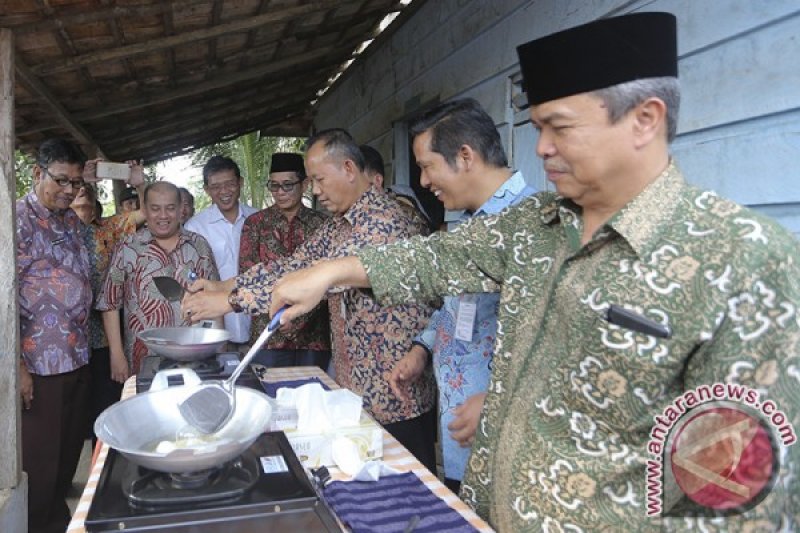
top-left (119, 187), bottom-right (138, 203)
top-left (270, 153), bottom-right (304, 174)
top-left (516, 12), bottom-right (677, 108)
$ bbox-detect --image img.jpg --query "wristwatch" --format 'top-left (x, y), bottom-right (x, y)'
top-left (227, 288), bottom-right (244, 313)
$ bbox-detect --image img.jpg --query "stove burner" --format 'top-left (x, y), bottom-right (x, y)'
top-left (168, 468), bottom-right (220, 490)
top-left (136, 353), bottom-right (263, 394)
top-left (123, 452), bottom-right (259, 510)
top-left (85, 432), bottom-right (340, 532)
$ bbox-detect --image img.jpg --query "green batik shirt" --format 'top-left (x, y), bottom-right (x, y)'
top-left (358, 162), bottom-right (800, 532)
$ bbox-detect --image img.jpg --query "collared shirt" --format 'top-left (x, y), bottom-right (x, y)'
top-left (96, 228), bottom-right (219, 372)
top-left (239, 204), bottom-right (330, 350)
top-left (17, 191), bottom-right (92, 375)
top-left (359, 162), bottom-right (800, 531)
top-left (233, 186), bottom-right (437, 424)
top-left (185, 202), bottom-right (257, 343)
top-left (414, 171), bottom-right (536, 481)
top-left (81, 212), bottom-right (139, 349)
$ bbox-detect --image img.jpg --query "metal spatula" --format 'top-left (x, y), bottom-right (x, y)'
top-left (154, 271), bottom-right (198, 302)
top-left (153, 276), bottom-right (186, 301)
top-left (178, 307), bottom-right (286, 434)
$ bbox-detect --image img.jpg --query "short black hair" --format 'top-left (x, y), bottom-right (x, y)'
top-left (36, 138), bottom-right (87, 169)
top-left (178, 186), bottom-right (194, 203)
top-left (360, 145), bottom-right (384, 178)
top-left (409, 98), bottom-right (508, 169)
top-left (305, 128), bottom-right (365, 172)
top-left (202, 155), bottom-right (241, 185)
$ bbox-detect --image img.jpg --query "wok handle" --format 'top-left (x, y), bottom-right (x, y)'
top-left (227, 307), bottom-right (287, 387)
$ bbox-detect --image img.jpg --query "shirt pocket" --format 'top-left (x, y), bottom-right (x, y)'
top-left (561, 297), bottom-right (684, 433)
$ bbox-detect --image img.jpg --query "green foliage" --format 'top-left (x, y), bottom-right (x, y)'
top-left (15, 150), bottom-right (35, 199)
top-left (190, 133), bottom-right (305, 209)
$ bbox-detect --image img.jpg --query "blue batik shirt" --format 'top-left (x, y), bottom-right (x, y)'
top-left (414, 171), bottom-right (536, 481)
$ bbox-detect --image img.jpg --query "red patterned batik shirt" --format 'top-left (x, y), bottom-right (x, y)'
top-left (96, 228), bottom-right (219, 372)
top-left (239, 204), bottom-right (330, 349)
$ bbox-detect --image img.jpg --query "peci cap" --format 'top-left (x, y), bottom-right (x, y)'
top-left (516, 12), bottom-right (678, 108)
top-left (269, 152), bottom-right (305, 174)
top-left (119, 187), bottom-right (138, 203)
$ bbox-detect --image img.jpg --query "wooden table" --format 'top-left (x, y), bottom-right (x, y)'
top-left (67, 366), bottom-right (494, 532)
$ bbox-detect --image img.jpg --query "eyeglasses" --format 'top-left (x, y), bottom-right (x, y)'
top-left (43, 167), bottom-right (85, 190)
top-left (267, 180), bottom-right (302, 192)
top-left (206, 180), bottom-right (239, 193)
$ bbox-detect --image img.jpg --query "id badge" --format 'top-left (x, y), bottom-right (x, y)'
top-left (454, 300), bottom-right (477, 342)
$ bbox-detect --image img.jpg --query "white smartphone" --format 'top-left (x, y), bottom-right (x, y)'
top-left (96, 161), bottom-right (131, 180)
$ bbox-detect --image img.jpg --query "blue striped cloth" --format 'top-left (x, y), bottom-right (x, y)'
top-left (323, 472), bottom-right (478, 533)
top-left (261, 377), bottom-right (330, 398)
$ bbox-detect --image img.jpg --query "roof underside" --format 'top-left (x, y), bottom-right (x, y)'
top-left (4, 0), bottom-right (419, 163)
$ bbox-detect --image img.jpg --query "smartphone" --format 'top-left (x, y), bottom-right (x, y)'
top-left (96, 161), bottom-right (131, 180)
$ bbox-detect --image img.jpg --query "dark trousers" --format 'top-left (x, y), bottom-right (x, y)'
top-left (22, 365), bottom-right (90, 533)
top-left (383, 408), bottom-right (438, 475)
top-left (444, 477), bottom-right (461, 495)
top-left (253, 348), bottom-right (332, 371)
top-left (88, 347), bottom-right (123, 446)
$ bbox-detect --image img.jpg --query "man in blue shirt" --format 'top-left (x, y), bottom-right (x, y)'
top-left (389, 98), bottom-right (536, 492)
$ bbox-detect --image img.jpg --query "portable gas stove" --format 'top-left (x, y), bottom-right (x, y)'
top-left (136, 352), bottom-right (263, 393)
top-left (85, 431), bottom-right (340, 532)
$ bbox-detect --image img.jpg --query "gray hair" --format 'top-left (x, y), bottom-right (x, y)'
top-left (592, 77), bottom-right (680, 142)
top-left (305, 128), bottom-right (365, 172)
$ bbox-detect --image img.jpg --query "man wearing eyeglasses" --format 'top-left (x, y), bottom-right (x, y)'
top-left (184, 156), bottom-right (257, 349)
top-left (239, 153), bottom-right (331, 369)
top-left (16, 138), bottom-right (92, 533)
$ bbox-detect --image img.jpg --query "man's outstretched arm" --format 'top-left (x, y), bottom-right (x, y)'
top-left (270, 256), bottom-right (368, 323)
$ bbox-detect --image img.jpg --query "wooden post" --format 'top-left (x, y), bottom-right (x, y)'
top-left (0, 27), bottom-right (22, 491)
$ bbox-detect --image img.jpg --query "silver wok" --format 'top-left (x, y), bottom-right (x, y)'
top-left (138, 327), bottom-right (231, 361)
top-left (95, 370), bottom-right (272, 473)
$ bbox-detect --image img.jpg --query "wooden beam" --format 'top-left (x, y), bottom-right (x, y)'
top-left (14, 55), bottom-right (99, 150)
top-left (23, 69), bottom-right (319, 138)
top-left (206, 0), bottom-right (225, 72)
top-left (111, 104), bottom-right (309, 160)
top-left (0, 0), bottom-right (211, 34)
top-left (103, 88), bottom-right (317, 146)
top-left (104, 101), bottom-right (311, 156)
top-left (92, 78), bottom-right (320, 140)
top-left (142, 110), bottom-right (312, 163)
top-left (75, 41), bottom-right (361, 121)
top-left (32, 0), bottom-right (106, 109)
top-left (0, 27), bottom-right (22, 490)
top-left (239, 0), bottom-right (272, 71)
top-left (162, 4), bottom-right (178, 88)
top-left (100, 0), bottom-right (140, 88)
top-left (32, 2), bottom-right (340, 76)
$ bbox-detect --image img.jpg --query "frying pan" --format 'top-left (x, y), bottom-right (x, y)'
top-left (138, 327), bottom-right (231, 361)
top-left (94, 368), bottom-right (273, 473)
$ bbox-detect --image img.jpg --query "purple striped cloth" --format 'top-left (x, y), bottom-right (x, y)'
top-left (260, 377), bottom-right (330, 398)
top-left (323, 472), bottom-right (478, 533)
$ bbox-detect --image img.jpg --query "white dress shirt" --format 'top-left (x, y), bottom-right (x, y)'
top-left (185, 202), bottom-right (258, 343)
